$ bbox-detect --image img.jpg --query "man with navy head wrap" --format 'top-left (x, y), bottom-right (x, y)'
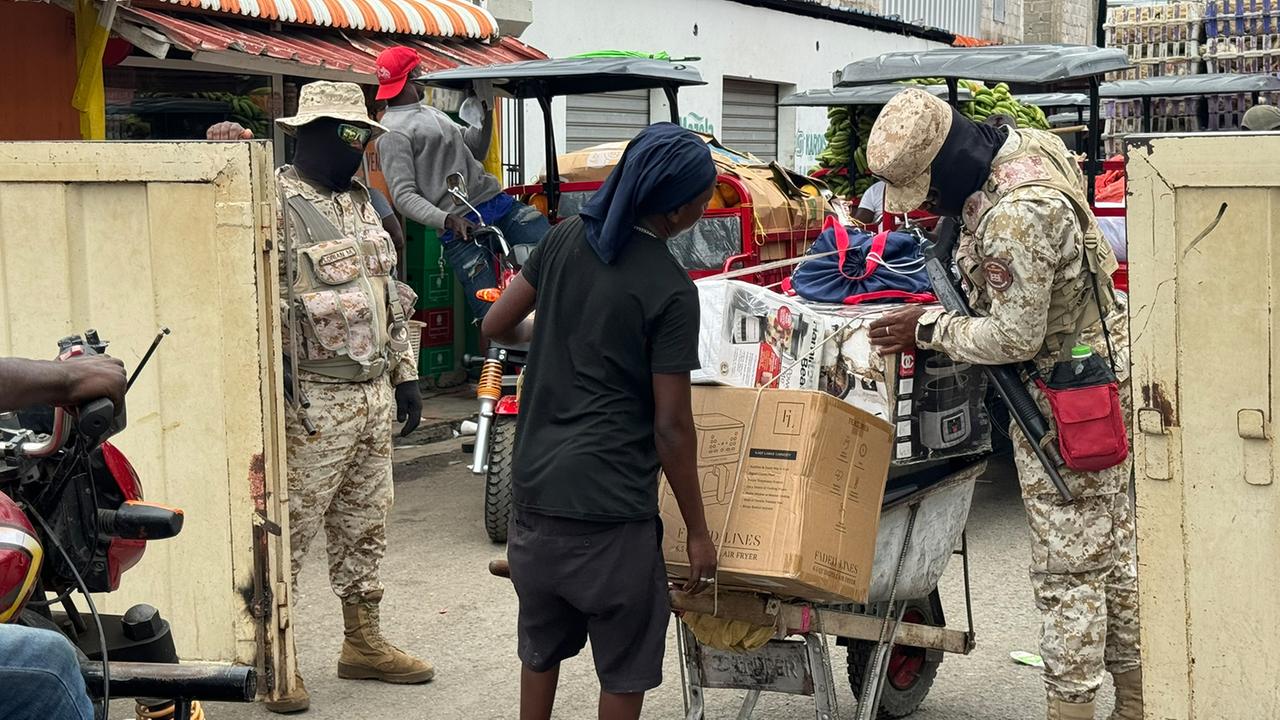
top-left (482, 122), bottom-right (718, 720)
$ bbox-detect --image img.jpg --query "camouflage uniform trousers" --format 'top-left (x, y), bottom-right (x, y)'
top-left (285, 374), bottom-right (394, 600)
top-left (1012, 378), bottom-right (1141, 704)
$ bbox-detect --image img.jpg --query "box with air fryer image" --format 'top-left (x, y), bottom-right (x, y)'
top-left (805, 302), bottom-right (992, 465)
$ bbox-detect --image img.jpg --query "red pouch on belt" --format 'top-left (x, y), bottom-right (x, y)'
top-left (1035, 373), bottom-right (1128, 473)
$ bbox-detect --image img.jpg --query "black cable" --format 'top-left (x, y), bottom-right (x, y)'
top-left (24, 585), bottom-right (75, 608)
top-left (27, 507), bottom-right (109, 719)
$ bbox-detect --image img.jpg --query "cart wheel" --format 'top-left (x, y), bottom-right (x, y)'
top-left (484, 419), bottom-right (516, 544)
top-left (846, 597), bottom-right (943, 718)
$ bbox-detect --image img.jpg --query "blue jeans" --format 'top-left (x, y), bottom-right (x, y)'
top-left (0, 625), bottom-right (94, 720)
top-left (443, 200), bottom-right (550, 319)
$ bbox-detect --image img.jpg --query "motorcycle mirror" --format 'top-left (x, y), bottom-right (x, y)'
top-left (446, 172), bottom-right (468, 201)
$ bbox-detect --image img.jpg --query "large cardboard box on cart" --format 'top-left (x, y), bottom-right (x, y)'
top-left (659, 387), bottom-right (893, 603)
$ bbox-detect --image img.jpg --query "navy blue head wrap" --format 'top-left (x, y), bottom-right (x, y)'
top-left (580, 122), bottom-right (718, 264)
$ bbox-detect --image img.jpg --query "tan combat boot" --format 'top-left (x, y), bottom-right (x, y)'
top-left (1048, 697), bottom-right (1095, 720)
top-left (1108, 669), bottom-right (1144, 720)
top-left (264, 673), bottom-right (309, 714)
top-left (337, 590), bottom-right (435, 684)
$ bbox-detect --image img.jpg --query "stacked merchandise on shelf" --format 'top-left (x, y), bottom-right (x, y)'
top-left (1204, 0), bottom-right (1280, 73)
top-left (1106, 1), bottom-right (1205, 79)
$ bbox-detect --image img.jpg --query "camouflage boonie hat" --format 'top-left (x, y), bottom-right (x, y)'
top-left (276, 81), bottom-right (387, 137)
top-left (868, 88), bottom-right (953, 214)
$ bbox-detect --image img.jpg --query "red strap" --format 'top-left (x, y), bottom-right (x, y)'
top-left (843, 290), bottom-right (937, 305)
top-left (829, 222), bottom-right (889, 283)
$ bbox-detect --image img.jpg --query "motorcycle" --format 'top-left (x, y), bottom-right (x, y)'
top-left (445, 172), bottom-right (530, 544)
top-left (1, 329), bottom-right (255, 720)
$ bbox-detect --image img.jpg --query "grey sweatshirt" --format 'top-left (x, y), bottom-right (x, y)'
top-left (378, 103), bottom-right (500, 231)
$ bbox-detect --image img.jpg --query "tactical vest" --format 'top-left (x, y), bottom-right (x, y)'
top-left (962, 129), bottom-right (1119, 360)
top-left (284, 179), bottom-right (412, 383)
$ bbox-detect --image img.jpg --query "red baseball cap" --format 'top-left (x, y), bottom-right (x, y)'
top-left (376, 46), bottom-right (421, 101)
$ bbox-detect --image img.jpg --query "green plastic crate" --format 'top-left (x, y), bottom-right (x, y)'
top-left (404, 220), bottom-right (442, 273)
top-left (423, 271), bottom-right (454, 306)
top-left (420, 346), bottom-right (455, 377)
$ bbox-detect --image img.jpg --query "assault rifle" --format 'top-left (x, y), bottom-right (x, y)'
top-left (921, 217), bottom-right (1073, 502)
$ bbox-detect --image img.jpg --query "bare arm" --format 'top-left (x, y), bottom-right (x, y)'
top-left (377, 132), bottom-right (450, 230)
top-left (653, 372), bottom-right (716, 594)
top-left (0, 356), bottom-right (126, 412)
top-left (481, 273), bottom-right (536, 345)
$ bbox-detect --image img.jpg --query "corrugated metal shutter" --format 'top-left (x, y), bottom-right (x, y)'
top-left (565, 90), bottom-right (650, 151)
top-left (722, 78), bottom-right (779, 162)
top-left (880, 0), bottom-right (981, 37)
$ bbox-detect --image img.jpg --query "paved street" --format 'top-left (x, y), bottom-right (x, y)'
top-left (189, 441), bottom-right (1115, 720)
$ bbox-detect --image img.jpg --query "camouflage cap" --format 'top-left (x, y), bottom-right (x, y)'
top-left (1242, 103), bottom-right (1280, 131)
top-left (276, 81), bottom-right (387, 137)
top-left (867, 88), bottom-right (953, 214)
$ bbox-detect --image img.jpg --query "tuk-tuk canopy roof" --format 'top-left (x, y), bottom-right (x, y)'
top-left (1099, 73), bottom-right (1280, 98)
top-left (1017, 92), bottom-right (1089, 108)
top-left (778, 83), bottom-right (968, 107)
top-left (417, 57), bottom-right (705, 98)
top-left (834, 45), bottom-right (1130, 87)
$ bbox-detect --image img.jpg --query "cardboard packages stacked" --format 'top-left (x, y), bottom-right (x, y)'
top-left (659, 387), bottom-right (893, 603)
top-left (694, 279), bottom-right (823, 390)
top-left (806, 303), bottom-right (992, 465)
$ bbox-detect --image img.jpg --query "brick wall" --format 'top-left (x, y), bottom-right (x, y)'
top-left (980, 0), bottom-right (1025, 43)
top-left (1024, 0), bottom-right (1098, 44)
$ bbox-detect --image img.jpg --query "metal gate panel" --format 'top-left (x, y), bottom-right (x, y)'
top-left (880, 0), bottom-right (981, 38)
top-left (0, 141), bottom-right (290, 692)
top-left (1127, 133), bottom-right (1280, 720)
top-left (722, 79), bottom-right (779, 162)
top-left (565, 89), bottom-right (650, 151)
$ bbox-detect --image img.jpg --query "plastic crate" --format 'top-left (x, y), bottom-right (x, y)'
top-left (419, 345), bottom-right (455, 377)
top-left (421, 270), bottom-right (454, 306)
top-left (417, 307), bottom-right (454, 348)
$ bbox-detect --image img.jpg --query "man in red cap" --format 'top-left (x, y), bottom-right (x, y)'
top-left (375, 46), bottom-right (549, 330)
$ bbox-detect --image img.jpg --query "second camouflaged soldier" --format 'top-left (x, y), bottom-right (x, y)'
top-left (269, 81), bottom-right (429, 713)
top-left (864, 88), bottom-right (1141, 720)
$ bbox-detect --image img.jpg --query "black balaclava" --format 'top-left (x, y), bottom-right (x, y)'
top-left (292, 118), bottom-right (366, 192)
top-left (927, 107), bottom-right (1007, 217)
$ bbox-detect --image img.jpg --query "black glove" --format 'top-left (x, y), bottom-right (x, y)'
top-left (395, 380), bottom-right (423, 437)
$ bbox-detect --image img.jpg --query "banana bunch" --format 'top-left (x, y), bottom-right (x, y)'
top-left (814, 106), bottom-right (876, 198)
top-left (962, 81), bottom-right (1050, 130)
top-left (193, 91), bottom-right (271, 138)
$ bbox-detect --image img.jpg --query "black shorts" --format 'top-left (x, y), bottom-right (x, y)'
top-left (508, 509), bottom-right (670, 694)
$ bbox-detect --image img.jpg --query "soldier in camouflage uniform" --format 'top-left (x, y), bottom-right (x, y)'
top-left (214, 81), bottom-right (432, 714)
top-left (865, 88), bottom-right (1141, 720)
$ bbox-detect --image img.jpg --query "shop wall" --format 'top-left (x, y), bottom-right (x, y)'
top-left (517, 0), bottom-right (943, 177)
top-left (0, 1), bottom-right (80, 140)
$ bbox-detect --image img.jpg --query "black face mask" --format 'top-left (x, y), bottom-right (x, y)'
top-left (292, 118), bottom-right (367, 192)
top-left (927, 108), bottom-right (1007, 217)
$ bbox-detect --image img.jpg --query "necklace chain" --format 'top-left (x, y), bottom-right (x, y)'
top-left (633, 224), bottom-right (660, 240)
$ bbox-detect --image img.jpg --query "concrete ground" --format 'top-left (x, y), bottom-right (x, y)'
top-left (182, 432), bottom-right (1115, 720)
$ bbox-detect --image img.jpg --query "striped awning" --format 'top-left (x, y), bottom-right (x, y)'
top-left (121, 6), bottom-right (543, 79)
top-left (157, 0), bottom-right (499, 38)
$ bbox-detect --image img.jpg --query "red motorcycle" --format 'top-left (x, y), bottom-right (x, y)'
top-left (0, 329), bottom-right (255, 720)
top-left (446, 171), bottom-right (529, 544)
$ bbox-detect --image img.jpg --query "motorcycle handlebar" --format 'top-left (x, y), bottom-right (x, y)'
top-left (80, 660), bottom-right (257, 703)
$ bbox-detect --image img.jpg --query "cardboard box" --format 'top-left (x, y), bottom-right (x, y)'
top-left (554, 141), bottom-right (628, 183)
top-left (659, 387), bottom-right (893, 603)
top-left (805, 303), bottom-right (993, 465)
top-left (693, 280), bottom-right (823, 390)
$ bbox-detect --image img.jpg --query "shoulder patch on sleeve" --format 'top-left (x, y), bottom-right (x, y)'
top-left (982, 257), bottom-right (1015, 292)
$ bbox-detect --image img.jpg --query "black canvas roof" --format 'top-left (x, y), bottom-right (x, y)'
top-left (834, 45), bottom-right (1130, 87)
top-left (1100, 73), bottom-right (1280, 98)
top-left (779, 83), bottom-right (966, 107)
top-left (417, 57), bottom-right (705, 99)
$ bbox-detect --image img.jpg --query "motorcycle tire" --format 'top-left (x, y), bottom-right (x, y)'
top-left (483, 419), bottom-right (516, 544)
top-left (845, 595), bottom-right (943, 719)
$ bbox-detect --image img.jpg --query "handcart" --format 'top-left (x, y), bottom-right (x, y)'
top-left (673, 458), bottom-right (984, 720)
top-left (489, 457), bottom-right (984, 720)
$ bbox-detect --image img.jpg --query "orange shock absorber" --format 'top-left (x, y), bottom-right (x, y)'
top-left (477, 358), bottom-right (504, 401)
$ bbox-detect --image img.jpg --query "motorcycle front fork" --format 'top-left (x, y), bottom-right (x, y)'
top-left (471, 347), bottom-right (506, 474)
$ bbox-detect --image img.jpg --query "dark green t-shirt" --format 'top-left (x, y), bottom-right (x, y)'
top-left (513, 217), bottom-right (700, 522)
